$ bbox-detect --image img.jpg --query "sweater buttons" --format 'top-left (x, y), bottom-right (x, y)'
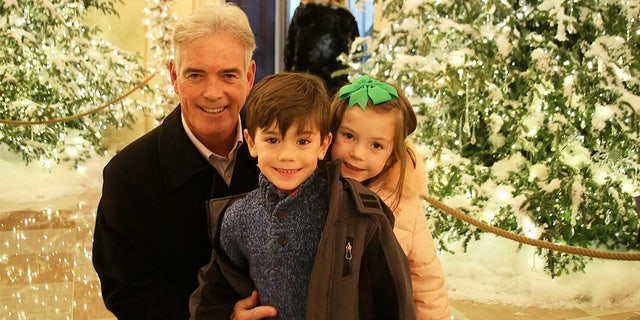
top-left (267, 192), bottom-right (279, 202)
top-left (277, 210), bottom-right (288, 221)
top-left (277, 235), bottom-right (288, 247)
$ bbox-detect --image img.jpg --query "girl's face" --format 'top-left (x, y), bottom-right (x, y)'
top-left (331, 106), bottom-right (395, 182)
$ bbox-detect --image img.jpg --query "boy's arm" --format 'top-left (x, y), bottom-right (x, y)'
top-left (189, 196), bottom-right (253, 319)
top-left (366, 215), bottom-right (417, 320)
top-left (343, 177), bottom-right (415, 318)
top-left (189, 243), bottom-right (277, 320)
top-left (189, 252), bottom-right (241, 319)
top-left (231, 291), bottom-right (278, 320)
top-left (189, 251), bottom-right (278, 320)
top-left (190, 195), bottom-right (277, 319)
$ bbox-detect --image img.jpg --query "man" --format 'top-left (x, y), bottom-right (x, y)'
top-left (92, 3), bottom-right (275, 319)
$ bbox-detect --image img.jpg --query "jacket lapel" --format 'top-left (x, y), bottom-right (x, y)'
top-left (158, 106), bottom-right (212, 192)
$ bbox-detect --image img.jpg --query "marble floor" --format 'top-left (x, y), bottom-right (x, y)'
top-left (1, 191), bottom-right (639, 320)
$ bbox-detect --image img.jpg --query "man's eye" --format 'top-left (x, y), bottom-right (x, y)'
top-left (224, 73), bottom-right (239, 79)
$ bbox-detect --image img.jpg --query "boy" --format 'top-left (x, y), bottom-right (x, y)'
top-left (189, 72), bottom-right (416, 320)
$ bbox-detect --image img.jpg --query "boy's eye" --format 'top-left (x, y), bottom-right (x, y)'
top-left (343, 132), bottom-right (354, 139)
top-left (372, 142), bottom-right (383, 150)
top-left (298, 139), bottom-right (311, 145)
top-left (266, 138), bottom-right (279, 144)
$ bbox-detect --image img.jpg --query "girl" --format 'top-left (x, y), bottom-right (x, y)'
top-left (330, 75), bottom-right (451, 320)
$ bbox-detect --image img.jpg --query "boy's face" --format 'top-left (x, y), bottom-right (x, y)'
top-left (331, 106), bottom-right (395, 182)
top-left (244, 123), bottom-right (332, 193)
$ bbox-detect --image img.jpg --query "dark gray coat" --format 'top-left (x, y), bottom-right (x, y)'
top-left (92, 106), bottom-right (260, 319)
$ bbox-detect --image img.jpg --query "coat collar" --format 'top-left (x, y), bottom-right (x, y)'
top-left (157, 106), bottom-right (212, 191)
top-left (157, 106), bottom-right (258, 192)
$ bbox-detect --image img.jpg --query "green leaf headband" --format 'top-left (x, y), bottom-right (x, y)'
top-left (338, 75), bottom-right (398, 110)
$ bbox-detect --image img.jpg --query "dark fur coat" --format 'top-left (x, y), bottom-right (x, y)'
top-left (284, 3), bottom-right (359, 95)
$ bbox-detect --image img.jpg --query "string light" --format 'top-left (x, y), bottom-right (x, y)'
top-left (346, 0), bottom-right (640, 277)
top-left (1, 0), bottom-right (150, 166)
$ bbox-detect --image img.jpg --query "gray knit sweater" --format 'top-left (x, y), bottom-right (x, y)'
top-left (219, 170), bottom-right (328, 319)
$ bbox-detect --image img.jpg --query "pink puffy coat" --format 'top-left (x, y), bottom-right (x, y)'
top-left (368, 141), bottom-right (451, 320)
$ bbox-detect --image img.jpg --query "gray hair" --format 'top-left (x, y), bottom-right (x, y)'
top-left (172, 2), bottom-right (256, 69)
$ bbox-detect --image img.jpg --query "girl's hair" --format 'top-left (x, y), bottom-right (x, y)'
top-left (245, 72), bottom-right (331, 140)
top-left (329, 79), bottom-right (418, 209)
top-left (172, 2), bottom-right (256, 70)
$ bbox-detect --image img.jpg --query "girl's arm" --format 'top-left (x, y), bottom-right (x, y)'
top-left (403, 198), bottom-right (451, 320)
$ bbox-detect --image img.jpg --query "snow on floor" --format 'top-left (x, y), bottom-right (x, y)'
top-left (440, 234), bottom-right (640, 309)
top-left (2, 150), bottom-right (639, 310)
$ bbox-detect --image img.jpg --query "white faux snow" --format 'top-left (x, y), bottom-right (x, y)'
top-left (0, 146), bottom-right (107, 206)
top-left (440, 234), bottom-right (640, 309)
top-left (1, 149), bottom-right (639, 309)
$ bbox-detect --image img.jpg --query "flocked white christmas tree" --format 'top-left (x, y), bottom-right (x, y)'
top-left (346, 0), bottom-right (640, 276)
top-left (143, 0), bottom-right (179, 122)
top-left (1, 0), bottom-right (149, 165)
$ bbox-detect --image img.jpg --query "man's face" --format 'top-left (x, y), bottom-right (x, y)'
top-left (170, 33), bottom-right (256, 153)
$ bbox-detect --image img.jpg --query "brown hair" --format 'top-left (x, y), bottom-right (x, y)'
top-left (329, 78), bottom-right (418, 209)
top-left (245, 72), bottom-right (331, 141)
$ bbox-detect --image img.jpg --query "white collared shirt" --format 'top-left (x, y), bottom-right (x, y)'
top-left (182, 114), bottom-right (244, 186)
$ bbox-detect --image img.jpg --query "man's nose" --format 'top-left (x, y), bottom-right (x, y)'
top-left (203, 77), bottom-right (223, 99)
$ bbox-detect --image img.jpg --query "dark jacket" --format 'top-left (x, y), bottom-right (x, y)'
top-left (189, 160), bottom-right (416, 320)
top-left (92, 106), bottom-right (260, 320)
top-left (284, 3), bottom-right (359, 95)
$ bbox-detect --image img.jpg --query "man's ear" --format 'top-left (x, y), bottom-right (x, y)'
top-left (318, 132), bottom-right (333, 160)
top-left (245, 60), bottom-right (257, 96)
top-left (169, 59), bottom-right (179, 94)
top-left (243, 129), bottom-right (258, 158)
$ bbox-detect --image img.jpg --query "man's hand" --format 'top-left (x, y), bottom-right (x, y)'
top-left (230, 290), bottom-right (277, 320)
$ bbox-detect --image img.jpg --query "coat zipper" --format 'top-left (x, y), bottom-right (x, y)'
top-left (343, 236), bottom-right (353, 277)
